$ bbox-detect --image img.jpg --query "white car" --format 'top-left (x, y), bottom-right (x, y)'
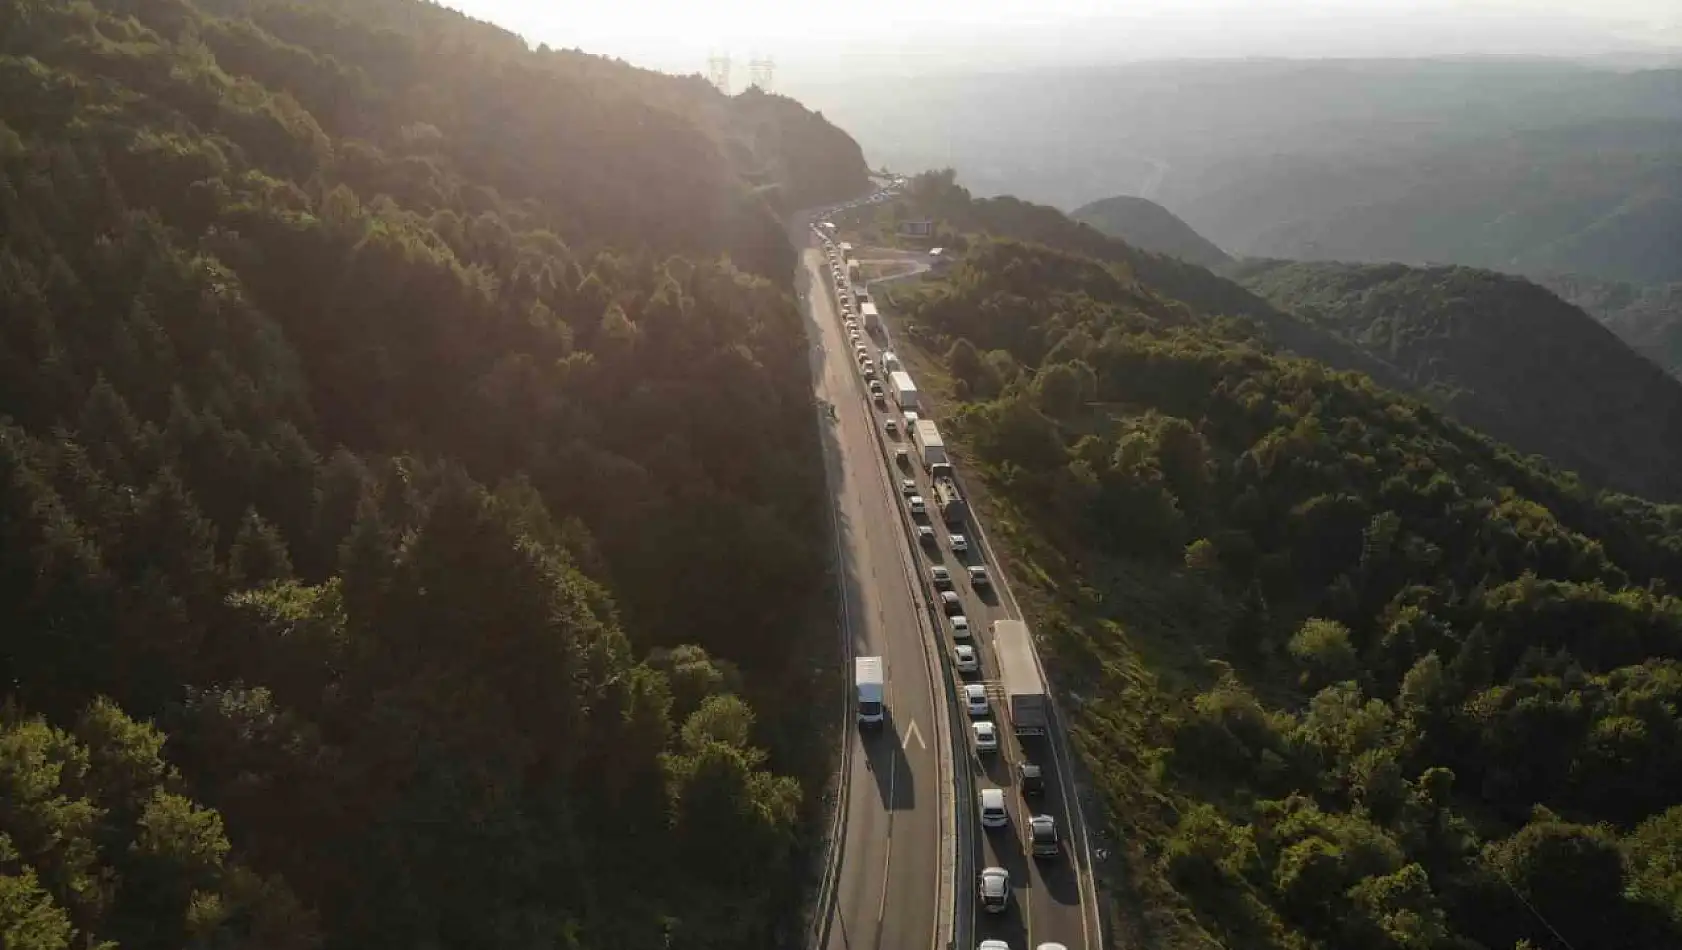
top-left (940, 591), bottom-right (962, 614)
top-left (979, 866), bottom-right (1010, 913)
top-left (949, 534), bottom-right (969, 553)
top-left (963, 683), bottom-right (988, 717)
top-left (954, 644), bottom-right (979, 673)
top-left (972, 720), bottom-right (999, 753)
top-left (917, 524), bottom-right (937, 544)
top-left (979, 943), bottom-right (1011, 950)
top-left (978, 787), bottom-right (1008, 828)
top-left (908, 495), bottom-right (926, 516)
top-left (901, 478), bottom-right (918, 496)
top-left (884, 418), bottom-right (899, 436)
top-left (950, 614), bottom-right (970, 638)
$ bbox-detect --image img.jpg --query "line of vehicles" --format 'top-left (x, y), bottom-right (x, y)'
top-left (814, 208), bottom-right (1069, 950)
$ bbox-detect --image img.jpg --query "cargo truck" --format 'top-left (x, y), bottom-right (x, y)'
top-left (856, 656), bottom-right (885, 727)
top-left (861, 301), bottom-right (881, 333)
top-left (993, 620), bottom-right (1048, 735)
top-left (934, 476), bottom-right (966, 525)
top-left (881, 350), bottom-right (901, 373)
top-left (890, 371), bottom-right (918, 410)
top-left (912, 419), bottom-right (947, 471)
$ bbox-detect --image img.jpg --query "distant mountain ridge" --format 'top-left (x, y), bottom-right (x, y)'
top-left (794, 59), bottom-right (1682, 284)
top-left (872, 171), bottom-right (1413, 392)
top-left (1071, 195), bottom-right (1231, 267)
top-left (1536, 273), bottom-right (1682, 381)
top-left (1232, 259), bottom-right (1682, 501)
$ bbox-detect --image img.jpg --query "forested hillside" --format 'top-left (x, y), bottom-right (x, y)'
top-left (0, 0), bottom-right (868, 947)
top-left (852, 171), bottom-right (1411, 391)
top-left (1538, 273), bottom-right (1682, 382)
top-left (1230, 260), bottom-right (1682, 502)
top-left (890, 237), bottom-right (1682, 950)
top-left (1071, 195), bottom-right (1231, 267)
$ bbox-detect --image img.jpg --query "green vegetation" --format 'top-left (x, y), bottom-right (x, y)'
top-left (1071, 195), bottom-right (1231, 267)
top-left (1537, 273), bottom-right (1682, 382)
top-left (842, 170), bottom-right (1414, 393)
top-left (1229, 261), bottom-right (1682, 502)
top-left (0, 0), bottom-right (868, 947)
top-left (891, 224), bottom-right (1682, 949)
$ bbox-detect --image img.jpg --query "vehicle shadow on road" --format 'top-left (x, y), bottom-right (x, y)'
top-left (1038, 846), bottom-right (1082, 907)
top-left (862, 713), bottom-right (915, 811)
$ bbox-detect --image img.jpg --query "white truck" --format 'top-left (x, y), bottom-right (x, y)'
top-left (861, 301), bottom-right (881, 333)
top-left (856, 656), bottom-right (885, 727)
top-left (993, 621), bottom-right (1048, 735)
top-left (881, 350), bottom-right (901, 373)
top-left (890, 371), bottom-right (918, 410)
top-left (912, 418), bottom-right (948, 471)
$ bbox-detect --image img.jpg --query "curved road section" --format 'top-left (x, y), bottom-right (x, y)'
top-left (800, 241), bottom-right (950, 950)
top-left (801, 191), bottom-right (1102, 950)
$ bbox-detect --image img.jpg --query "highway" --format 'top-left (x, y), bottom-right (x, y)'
top-left (885, 386), bottom-right (1097, 950)
top-left (800, 238), bottom-right (951, 950)
top-left (802, 186), bottom-right (1102, 950)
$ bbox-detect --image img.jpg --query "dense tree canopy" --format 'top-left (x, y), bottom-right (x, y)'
top-left (1231, 260), bottom-right (1682, 502)
top-left (887, 227), bottom-right (1682, 949)
top-left (0, 0), bottom-right (869, 947)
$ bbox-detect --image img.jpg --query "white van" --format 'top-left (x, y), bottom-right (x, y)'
top-left (855, 656), bottom-right (885, 727)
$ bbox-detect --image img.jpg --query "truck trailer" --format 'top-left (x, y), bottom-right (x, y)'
top-left (855, 656), bottom-right (885, 727)
top-left (911, 419), bottom-right (948, 470)
top-left (890, 371), bottom-right (918, 410)
top-left (993, 620), bottom-right (1048, 735)
top-left (861, 301), bottom-right (881, 333)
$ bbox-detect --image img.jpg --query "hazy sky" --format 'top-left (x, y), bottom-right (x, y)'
top-left (446, 0), bottom-right (1682, 80)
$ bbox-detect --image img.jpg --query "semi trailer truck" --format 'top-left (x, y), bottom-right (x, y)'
top-left (912, 419), bottom-right (947, 470)
top-left (890, 371), bottom-right (918, 410)
top-left (993, 621), bottom-right (1048, 735)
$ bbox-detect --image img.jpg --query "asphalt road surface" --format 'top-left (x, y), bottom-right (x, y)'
top-left (854, 250), bottom-right (1100, 950)
top-left (803, 243), bottom-right (946, 950)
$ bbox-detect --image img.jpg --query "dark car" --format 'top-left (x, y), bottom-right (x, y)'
top-left (1018, 761), bottom-right (1044, 797)
top-left (1030, 815), bottom-right (1060, 859)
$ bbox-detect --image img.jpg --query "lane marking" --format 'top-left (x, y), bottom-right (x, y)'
top-left (876, 744), bottom-right (897, 934)
top-left (901, 719), bottom-right (926, 751)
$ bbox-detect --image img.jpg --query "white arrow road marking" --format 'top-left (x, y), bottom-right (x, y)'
top-left (902, 719), bottom-right (926, 751)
